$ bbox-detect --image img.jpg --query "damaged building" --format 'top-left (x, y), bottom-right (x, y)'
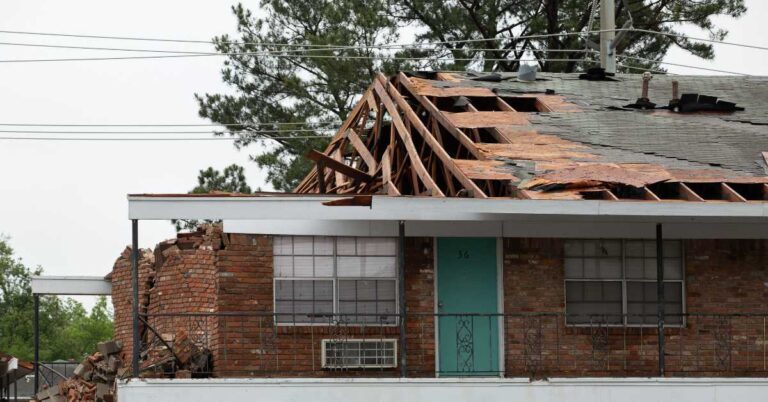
top-left (106, 71), bottom-right (768, 401)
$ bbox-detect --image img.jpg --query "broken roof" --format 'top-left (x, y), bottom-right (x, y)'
top-left (294, 71), bottom-right (768, 202)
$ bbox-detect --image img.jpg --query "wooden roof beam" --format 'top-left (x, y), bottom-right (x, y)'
top-left (642, 186), bottom-right (661, 201)
top-left (383, 75), bottom-right (487, 198)
top-left (294, 88), bottom-right (372, 192)
top-left (345, 129), bottom-right (377, 174)
top-left (307, 150), bottom-right (374, 183)
top-left (678, 182), bottom-right (704, 201)
top-left (721, 183), bottom-right (747, 202)
top-left (396, 72), bottom-right (485, 160)
top-left (373, 74), bottom-right (445, 197)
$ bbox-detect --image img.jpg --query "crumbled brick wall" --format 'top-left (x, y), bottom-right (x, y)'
top-left (110, 247), bottom-right (154, 362)
top-left (502, 238), bottom-right (768, 377)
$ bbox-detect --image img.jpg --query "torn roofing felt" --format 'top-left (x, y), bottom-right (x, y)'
top-left (293, 71), bottom-right (768, 202)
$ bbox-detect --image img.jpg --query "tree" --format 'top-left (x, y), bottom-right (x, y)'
top-left (0, 236), bottom-right (114, 361)
top-left (197, 0), bottom-right (746, 190)
top-left (172, 164), bottom-right (254, 231)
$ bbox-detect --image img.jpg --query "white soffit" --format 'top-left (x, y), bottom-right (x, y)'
top-left (32, 276), bottom-right (112, 296)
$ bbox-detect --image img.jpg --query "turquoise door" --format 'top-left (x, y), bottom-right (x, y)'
top-left (437, 237), bottom-right (500, 376)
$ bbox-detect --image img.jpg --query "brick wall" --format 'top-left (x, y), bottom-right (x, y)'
top-left (502, 238), bottom-right (768, 377)
top-left (210, 235), bottom-right (435, 377)
top-left (110, 247), bottom-right (154, 363)
top-left (111, 232), bottom-right (768, 378)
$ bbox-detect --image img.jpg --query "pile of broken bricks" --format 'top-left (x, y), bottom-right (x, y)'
top-left (35, 341), bottom-right (123, 402)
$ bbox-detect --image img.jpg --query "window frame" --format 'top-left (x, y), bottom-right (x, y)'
top-left (273, 236), bottom-right (399, 327)
top-left (563, 239), bottom-right (686, 328)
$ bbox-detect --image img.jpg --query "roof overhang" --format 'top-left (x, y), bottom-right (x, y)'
top-left (128, 194), bottom-right (768, 223)
top-left (31, 276), bottom-right (112, 296)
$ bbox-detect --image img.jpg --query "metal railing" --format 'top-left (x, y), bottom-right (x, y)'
top-left (136, 312), bottom-right (768, 378)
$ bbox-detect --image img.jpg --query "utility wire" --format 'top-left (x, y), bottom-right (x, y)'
top-left (0, 40), bottom-right (598, 55)
top-left (621, 55), bottom-right (749, 76)
top-left (0, 128), bottom-right (339, 134)
top-left (0, 122), bottom-right (342, 127)
top-left (0, 135), bottom-right (331, 141)
top-left (2, 27), bottom-right (766, 51)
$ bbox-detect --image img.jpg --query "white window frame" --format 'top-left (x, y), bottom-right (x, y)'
top-left (321, 339), bottom-right (398, 369)
top-left (273, 236), bottom-right (399, 327)
top-left (563, 239), bottom-right (686, 328)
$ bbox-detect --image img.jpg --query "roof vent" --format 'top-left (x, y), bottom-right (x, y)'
top-left (625, 72), bottom-right (657, 109)
top-left (517, 51), bottom-right (538, 82)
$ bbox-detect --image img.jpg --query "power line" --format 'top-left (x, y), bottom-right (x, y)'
top-left (0, 128), bottom-right (339, 134)
top-left (0, 135), bottom-right (331, 141)
top-left (625, 28), bottom-right (768, 52)
top-left (621, 55), bottom-right (749, 76)
top-left (0, 40), bottom-right (598, 55)
top-left (0, 52), bottom-right (594, 64)
top-left (0, 122), bottom-right (342, 127)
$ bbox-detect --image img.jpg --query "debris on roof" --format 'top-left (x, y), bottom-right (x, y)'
top-left (293, 71), bottom-right (768, 202)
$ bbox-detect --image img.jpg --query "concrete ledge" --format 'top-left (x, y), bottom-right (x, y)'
top-left (118, 377), bottom-right (768, 402)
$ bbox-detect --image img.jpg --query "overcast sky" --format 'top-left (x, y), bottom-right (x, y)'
top-left (0, 1), bottom-right (766, 304)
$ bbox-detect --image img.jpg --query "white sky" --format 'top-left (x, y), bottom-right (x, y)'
top-left (0, 0), bottom-right (767, 302)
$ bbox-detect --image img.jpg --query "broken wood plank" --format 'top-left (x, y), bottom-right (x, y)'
top-left (381, 149), bottom-right (400, 196)
top-left (397, 72), bottom-right (485, 160)
top-left (294, 87), bottom-right (371, 192)
top-left (307, 150), bottom-right (374, 183)
top-left (345, 129), bottom-right (377, 174)
top-left (444, 111), bottom-right (529, 128)
top-left (322, 195), bottom-right (372, 206)
top-left (386, 75), bottom-right (487, 198)
top-left (373, 74), bottom-right (444, 197)
top-left (315, 160), bottom-right (327, 194)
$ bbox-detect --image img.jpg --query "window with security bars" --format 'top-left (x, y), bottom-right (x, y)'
top-left (274, 236), bottom-right (397, 325)
top-left (564, 239), bottom-right (684, 326)
top-left (322, 339), bottom-right (397, 368)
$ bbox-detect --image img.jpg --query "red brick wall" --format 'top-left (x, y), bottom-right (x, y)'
top-left (210, 235), bottom-right (435, 377)
top-left (111, 233), bottom-right (768, 378)
top-left (501, 238), bottom-right (768, 377)
top-left (110, 247), bottom-right (154, 362)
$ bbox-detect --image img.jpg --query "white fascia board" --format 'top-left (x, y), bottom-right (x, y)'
top-left (32, 276), bottom-right (112, 296)
top-left (225, 220), bottom-right (768, 239)
top-left (128, 195), bottom-right (768, 222)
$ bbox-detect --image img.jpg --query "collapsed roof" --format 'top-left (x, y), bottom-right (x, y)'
top-left (294, 71), bottom-right (768, 202)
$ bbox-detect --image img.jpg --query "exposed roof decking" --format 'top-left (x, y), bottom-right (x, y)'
top-left (292, 71), bottom-right (768, 202)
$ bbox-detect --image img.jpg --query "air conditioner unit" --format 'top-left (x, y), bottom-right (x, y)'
top-left (321, 339), bottom-right (397, 369)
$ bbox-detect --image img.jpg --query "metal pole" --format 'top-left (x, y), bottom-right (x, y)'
top-left (656, 223), bottom-right (665, 376)
top-left (600, 0), bottom-right (616, 74)
top-left (131, 219), bottom-right (140, 378)
top-left (33, 294), bottom-right (40, 394)
top-left (398, 220), bottom-right (407, 377)
top-left (13, 372), bottom-right (17, 402)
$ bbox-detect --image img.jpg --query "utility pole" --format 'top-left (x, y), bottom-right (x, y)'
top-left (600, 0), bottom-right (617, 74)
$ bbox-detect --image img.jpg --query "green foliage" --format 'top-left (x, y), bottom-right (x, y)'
top-left (197, 0), bottom-right (746, 190)
top-left (0, 236), bottom-right (114, 361)
top-left (173, 164), bottom-right (254, 231)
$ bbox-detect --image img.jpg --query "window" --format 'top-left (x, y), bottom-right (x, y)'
top-left (274, 236), bottom-right (397, 325)
top-left (564, 240), bottom-right (684, 326)
top-left (322, 339), bottom-right (397, 368)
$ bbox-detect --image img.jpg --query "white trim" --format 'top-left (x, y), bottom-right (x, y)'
top-left (118, 377), bottom-right (768, 402)
top-left (496, 237), bottom-right (504, 377)
top-left (224, 220), bottom-right (768, 239)
top-left (129, 195), bottom-right (768, 222)
top-left (31, 276), bottom-right (112, 296)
